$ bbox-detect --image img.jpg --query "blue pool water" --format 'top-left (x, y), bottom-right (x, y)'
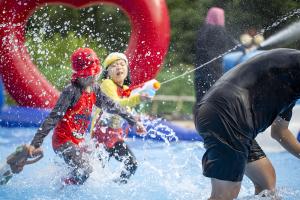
top-left (0, 127), bottom-right (299, 200)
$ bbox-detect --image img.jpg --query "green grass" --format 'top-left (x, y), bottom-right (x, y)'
top-left (25, 33), bottom-right (107, 90)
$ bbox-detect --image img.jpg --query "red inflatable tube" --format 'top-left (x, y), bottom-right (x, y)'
top-left (0, 0), bottom-right (170, 108)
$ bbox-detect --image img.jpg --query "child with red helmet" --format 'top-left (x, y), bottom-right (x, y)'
top-left (27, 48), bottom-right (145, 185)
top-left (91, 52), bottom-right (151, 184)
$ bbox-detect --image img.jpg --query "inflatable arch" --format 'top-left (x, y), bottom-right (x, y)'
top-left (0, 0), bottom-right (170, 108)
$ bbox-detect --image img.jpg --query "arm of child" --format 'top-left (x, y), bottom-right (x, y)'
top-left (100, 79), bottom-right (141, 107)
top-left (94, 84), bottom-right (137, 127)
top-left (30, 85), bottom-right (77, 149)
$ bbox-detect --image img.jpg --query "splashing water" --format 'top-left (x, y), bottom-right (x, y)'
top-left (0, 127), bottom-right (300, 200)
top-left (2, 6), bottom-right (300, 89)
top-left (100, 112), bottom-right (178, 144)
top-left (260, 9), bottom-right (300, 35)
top-left (1, 6), bottom-right (300, 200)
top-left (259, 20), bottom-right (300, 49)
top-left (160, 8), bottom-right (300, 85)
top-left (160, 44), bottom-right (242, 85)
top-left (139, 114), bottom-right (178, 144)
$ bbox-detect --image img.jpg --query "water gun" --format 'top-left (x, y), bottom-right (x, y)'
top-left (121, 79), bottom-right (161, 98)
top-left (0, 145), bottom-right (43, 185)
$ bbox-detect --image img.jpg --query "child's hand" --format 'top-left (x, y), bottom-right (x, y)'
top-left (27, 145), bottom-right (43, 158)
top-left (135, 122), bottom-right (147, 135)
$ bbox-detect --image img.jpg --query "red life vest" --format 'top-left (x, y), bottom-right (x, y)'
top-left (52, 91), bottom-right (96, 149)
top-left (117, 84), bottom-right (129, 98)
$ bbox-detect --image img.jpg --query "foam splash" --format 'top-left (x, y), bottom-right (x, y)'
top-left (0, 127), bottom-right (299, 200)
top-left (139, 114), bottom-right (178, 144)
top-left (239, 187), bottom-right (300, 200)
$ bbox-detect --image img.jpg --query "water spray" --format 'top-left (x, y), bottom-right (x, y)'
top-left (160, 44), bottom-right (242, 85)
top-left (258, 20), bottom-right (300, 50)
top-left (160, 9), bottom-right (300, 86)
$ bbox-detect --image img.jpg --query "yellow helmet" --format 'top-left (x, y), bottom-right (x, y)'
top-left (103, 52), bottom-right (128, 69)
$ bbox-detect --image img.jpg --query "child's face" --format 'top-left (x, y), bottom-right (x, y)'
top-left (107, 59), bottom-right (128, 84)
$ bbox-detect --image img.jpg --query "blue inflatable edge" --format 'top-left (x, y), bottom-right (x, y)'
top-left (0, 106), bottom-right (202, 142)
top-left (1, 105), bottom-right (299, 142)
top-left (0, 106), bottom-right (51, 128)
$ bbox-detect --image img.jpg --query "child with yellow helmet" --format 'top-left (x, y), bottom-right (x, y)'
top-left (25, 48), bottom-right (145, 186)
top-left (91, 52), bottom-right (150, 184)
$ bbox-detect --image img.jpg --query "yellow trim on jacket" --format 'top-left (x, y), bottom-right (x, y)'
top-left (100, 79), bottom-right (141, 107)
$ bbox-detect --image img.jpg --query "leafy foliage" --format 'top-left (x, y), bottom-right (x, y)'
top-left (25, 33), bottom-right (107, 90)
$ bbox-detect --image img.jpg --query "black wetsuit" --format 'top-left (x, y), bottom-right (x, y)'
top-left (194, 48), bottom-right (300, 182)
top-left (106, 141), bottom-right (137, 184)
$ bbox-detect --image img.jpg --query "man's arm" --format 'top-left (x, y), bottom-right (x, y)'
top-left (271, 116), bottom-right (300, 159)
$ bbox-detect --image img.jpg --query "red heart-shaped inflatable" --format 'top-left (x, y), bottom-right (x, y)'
top-left (0, 0), bottom-right (170, 108)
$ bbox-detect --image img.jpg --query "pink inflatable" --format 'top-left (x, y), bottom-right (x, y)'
top-left (0, 0), bottom-right (170, 108)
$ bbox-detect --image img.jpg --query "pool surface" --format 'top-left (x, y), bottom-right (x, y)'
top-left (0, 127), bottom-right (299, 200)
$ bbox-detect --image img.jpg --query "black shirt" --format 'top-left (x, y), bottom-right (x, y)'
top-left (198, 48), bottom-right (300, 137)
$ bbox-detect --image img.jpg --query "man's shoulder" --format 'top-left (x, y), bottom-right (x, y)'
top-left (265, 48), bottom-right (300, 57)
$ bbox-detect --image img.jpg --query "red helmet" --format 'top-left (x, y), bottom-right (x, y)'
top-left (71, 48), bottom-right (101, 80)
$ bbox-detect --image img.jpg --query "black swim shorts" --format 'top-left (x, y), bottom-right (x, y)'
top-left (194, 85), bottom-right (266, 182)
